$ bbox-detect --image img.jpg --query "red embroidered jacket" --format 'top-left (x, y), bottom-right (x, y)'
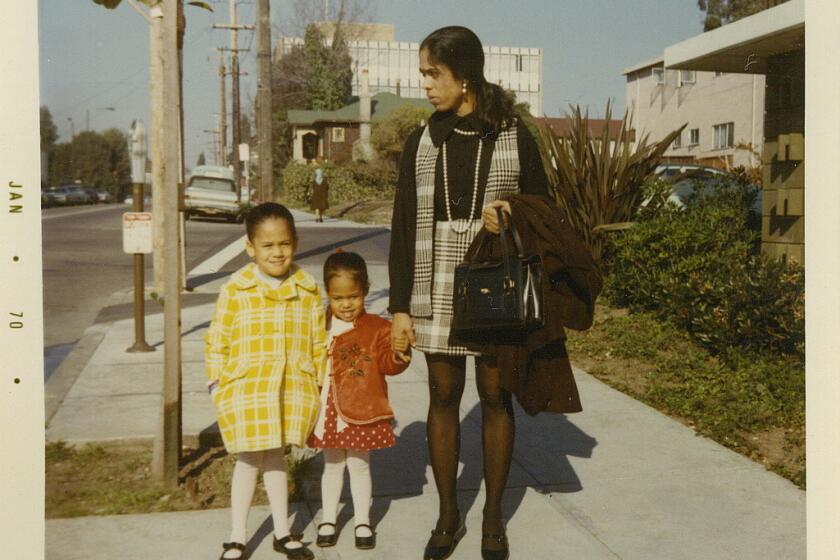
top-left (329, 311), bottom-right (409, 424)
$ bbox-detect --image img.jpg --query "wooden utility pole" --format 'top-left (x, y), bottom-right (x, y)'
top-left (150, 2), bottom-right (166, 295)
top-left (219, 56), bottom-right (228, 165)
top-left (231, 0), bottom-right (241, 202)
top-left (152, 0), bottom-right (183, 489)
top-left (212, 1), bottom-right (253, 203)
top-left (256, 0), bottom-right (273, 202)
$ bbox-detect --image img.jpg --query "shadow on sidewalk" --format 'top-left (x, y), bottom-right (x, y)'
top-left (307, 403), bottom-right (597, 534)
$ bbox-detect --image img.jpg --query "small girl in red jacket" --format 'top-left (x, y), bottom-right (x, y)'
top-left (307, 251), bottom-right (411, 551)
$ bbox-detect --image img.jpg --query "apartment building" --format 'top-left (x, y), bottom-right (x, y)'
top-left (623, 57), bottom-right (765, 169)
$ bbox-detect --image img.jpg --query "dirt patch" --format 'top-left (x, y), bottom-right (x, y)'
top-left (46, 442), bottom-right (314, 518)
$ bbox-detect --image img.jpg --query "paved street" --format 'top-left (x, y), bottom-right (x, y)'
top-left (41, 204), bottom-right (243, 379)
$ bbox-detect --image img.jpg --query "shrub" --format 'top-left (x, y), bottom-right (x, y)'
top-left (606, 176), bottom-right (804, 358)
top-left (279, 160), bottom-right (397, 206)
top-left (371, 104), bottom-right (431, 167)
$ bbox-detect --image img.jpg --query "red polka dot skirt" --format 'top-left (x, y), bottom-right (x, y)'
top-left (307, 390), bottom-right (396, 451)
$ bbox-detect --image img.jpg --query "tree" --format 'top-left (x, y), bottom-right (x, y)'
top-left (697, 0), bottom-right (789, 31)
top-left (47, 129), bottom-right (130, 197)
top-left (40, 106), bottom-right (58, 153)
top-left (370, 105), bottom-right (431, 168)
top-left (302, 24), bottom-right (352, 111)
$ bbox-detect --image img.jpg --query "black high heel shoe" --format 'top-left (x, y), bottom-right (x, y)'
top-left (423, 522), bottom-right (465, 560)
top-left (481, 532), bottom-right (510, 560)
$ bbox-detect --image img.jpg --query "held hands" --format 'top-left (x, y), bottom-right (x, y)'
top-left (481, 200), bottom-right (512, 234)
top-left (391, 312), bottom-right (415, 363)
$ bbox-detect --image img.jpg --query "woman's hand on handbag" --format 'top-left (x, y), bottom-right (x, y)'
top-left (481, 200), bottom-right (512, 234)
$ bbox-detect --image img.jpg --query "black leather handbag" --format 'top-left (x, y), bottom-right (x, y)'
top-left (451, 208), bottom-right (544, 340)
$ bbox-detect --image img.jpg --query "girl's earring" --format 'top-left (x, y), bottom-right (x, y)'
top-left (462, 81), bottom-right (467, 95)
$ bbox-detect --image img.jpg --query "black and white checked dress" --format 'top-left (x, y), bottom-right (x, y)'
top-left (410, 124), bottom-right (521, 356)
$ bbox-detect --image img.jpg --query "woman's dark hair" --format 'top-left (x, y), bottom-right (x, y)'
top-left (420, 26), bottom-right (517, 133)
top-left (324, 251), bottom-right (370, 292)
top-left (244, 202), bottom-right (297, 241)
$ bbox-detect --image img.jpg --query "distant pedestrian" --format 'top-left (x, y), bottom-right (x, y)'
top-left (205, 202), bottom-right (325, 560)
top-left (307, 251), bottom-right (411, 551)
top-left (309, 165), bottom-right (329, 222)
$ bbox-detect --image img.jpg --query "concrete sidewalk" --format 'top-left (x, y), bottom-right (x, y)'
top-left (45, 210), bottom-right (805, 559)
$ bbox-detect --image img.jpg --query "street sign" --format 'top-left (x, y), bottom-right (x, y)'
top-left (123, 212), bottom-right (153, 254)
top-left (239, 142), bottom-right (250, 161)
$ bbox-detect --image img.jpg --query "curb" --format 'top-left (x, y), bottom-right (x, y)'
top-left (45, 321), bottom-right (111, 425)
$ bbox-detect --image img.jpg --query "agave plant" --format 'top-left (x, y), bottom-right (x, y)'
top-left (535, 101), bottom-right (684, 266)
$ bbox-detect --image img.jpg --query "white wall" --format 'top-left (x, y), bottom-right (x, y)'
top-left (626, 65), bottom-right (765, 168)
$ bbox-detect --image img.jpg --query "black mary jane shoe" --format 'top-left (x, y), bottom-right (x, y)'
top-left (219, 541), bottom-right (246, 560)
top-left (481, 532), bottom-right (510, 560)
top-left (423, 524), bottom-right (465, 560)
top-left (272, 534), bottom-right (314, 560)
top-left (315, 523), bottom-right (338, 548)
top-left (354, 523), bottom-right (376, 550)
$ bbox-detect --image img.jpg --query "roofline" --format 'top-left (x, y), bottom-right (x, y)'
top-left (664, 0), bottom-right (803, 70)
top-left (621, 56), bottom-right (664, 76)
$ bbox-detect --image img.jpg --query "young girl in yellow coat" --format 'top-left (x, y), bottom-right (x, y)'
top-left (205, 203), bottom-right (325, 560)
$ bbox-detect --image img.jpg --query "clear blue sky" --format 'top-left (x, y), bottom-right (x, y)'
top-left (39, 0), bottom-right (704, 168)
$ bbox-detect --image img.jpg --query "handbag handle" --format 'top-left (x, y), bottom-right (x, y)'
top-left (495, 206), bottom-right (526, 291)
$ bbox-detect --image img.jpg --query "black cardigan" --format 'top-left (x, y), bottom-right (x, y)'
top-left (388, 111), bottom-right (550, 314)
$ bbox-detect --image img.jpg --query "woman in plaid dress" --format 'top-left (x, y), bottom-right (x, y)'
top-left (206, 203), bottom-right (323, 560)
top-left (388, 27), bottom-right (551, 560)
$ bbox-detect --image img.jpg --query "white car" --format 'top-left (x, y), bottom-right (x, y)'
top-left (184, 165), bottom-right (250, 222)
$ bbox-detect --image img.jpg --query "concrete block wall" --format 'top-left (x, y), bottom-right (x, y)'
top-left (761, 49), bottom-right (805, 263)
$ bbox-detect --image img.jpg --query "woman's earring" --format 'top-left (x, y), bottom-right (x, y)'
top-left (462, 81), bottom-right (467, 95)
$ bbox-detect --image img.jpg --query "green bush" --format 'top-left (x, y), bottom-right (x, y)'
top-left (606, 176), bottom-right (804, 357)
top-left (279, 160), bottom-right (397, 206)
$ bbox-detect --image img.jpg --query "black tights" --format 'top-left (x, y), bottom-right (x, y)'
top-left (426, 353), bottom-right (514, 541)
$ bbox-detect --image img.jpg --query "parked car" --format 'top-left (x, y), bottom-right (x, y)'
top-left (48, 185), bottom-right (88, 205)
top-left (96, 188), bottom-right (113, 203)
top-left (652, 164), bottom-right (760, 213)
top-left (41, 189), bottom-right (57, 207)
top-left (184, 165), bottom-right (251, 222)
top-left (123, 193), bottom-right (152, 208)
top-left (81, 187), bottom-right (101, 204)
top-left (66, 185), bottom-right (92, 204)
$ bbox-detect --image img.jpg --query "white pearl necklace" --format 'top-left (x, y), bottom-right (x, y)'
top-left (442, 127), bottom-right (482, 234)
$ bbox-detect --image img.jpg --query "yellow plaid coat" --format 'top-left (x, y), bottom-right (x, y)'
top-left (205, 263), bottom-right (327, 453)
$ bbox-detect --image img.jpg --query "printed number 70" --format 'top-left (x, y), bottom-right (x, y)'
top-left (9, 312), bottom-right (22, 329)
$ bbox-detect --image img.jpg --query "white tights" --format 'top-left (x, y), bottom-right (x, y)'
top-left (226, 448), bottom-right (300, 558)
top-left (319, 448), bottom-right (372, 537)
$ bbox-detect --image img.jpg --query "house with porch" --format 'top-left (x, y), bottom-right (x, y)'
top-left (286, 90), bottom-right (431, 163)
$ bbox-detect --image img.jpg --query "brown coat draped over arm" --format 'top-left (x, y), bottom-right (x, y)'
top-left (455, 194), bottom-right (603, 415)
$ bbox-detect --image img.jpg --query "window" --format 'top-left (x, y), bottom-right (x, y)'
top-left (713, 122), bottom-right (734, 149)
top-left (679, 70), bottom-right (696, 85)
top-left (689, 128), bottom-right (700, 146)
top-left (515, 54), bottom-right (523, 72)
top-left (652, 67), bottom-right (665, 85)
top-left (672, 131), bottom-right (682, 149)
top-left (331, 127), bottom-right (345, 143)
